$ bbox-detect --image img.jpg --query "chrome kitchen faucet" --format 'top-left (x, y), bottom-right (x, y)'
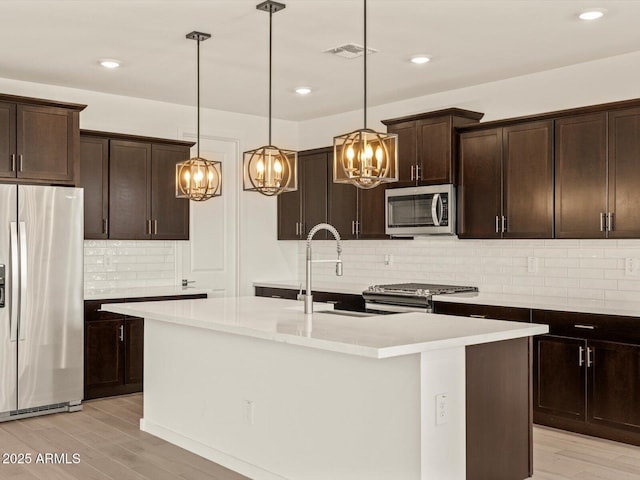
top-left (300, 223), bottom-right (343, 314)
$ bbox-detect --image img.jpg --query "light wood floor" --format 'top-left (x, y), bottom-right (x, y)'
top-left (0, 394), bottom-right (638, 479)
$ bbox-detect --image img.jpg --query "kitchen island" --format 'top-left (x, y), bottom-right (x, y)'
top-left (103, 296), bottom-right (548, 480)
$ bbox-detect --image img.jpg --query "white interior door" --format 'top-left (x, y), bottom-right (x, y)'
top-left (179, 135), bottom-right (239, 298)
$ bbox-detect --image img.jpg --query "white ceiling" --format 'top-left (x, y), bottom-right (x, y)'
top-left (1, 0), bottom-right (639, 121)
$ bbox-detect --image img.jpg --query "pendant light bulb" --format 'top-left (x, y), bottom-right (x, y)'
top-left (176, 31), bottom-right (222, 201)
top-left (243, 1), bottom-right (298, 197)
top-left (332, 0), bottom-right (398, 189)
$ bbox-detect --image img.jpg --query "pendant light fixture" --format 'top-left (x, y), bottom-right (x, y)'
top-left (176, 31), bottom-right (222, 201)
top-left (333, 0), bottom-right (398, 189)
top-left (243, 0), bottom-right (297, 197)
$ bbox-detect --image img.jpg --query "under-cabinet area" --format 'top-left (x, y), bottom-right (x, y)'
top-left (79, 130), bottom-right (194, 240)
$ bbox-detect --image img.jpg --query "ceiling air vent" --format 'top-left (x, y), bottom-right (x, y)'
top-left (324, 43), bottom-right (378, 59)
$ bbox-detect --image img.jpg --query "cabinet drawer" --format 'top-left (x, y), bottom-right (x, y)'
top-left (313, 291), bottom-right (365, 312)
top-left (532, 310), bottom-right (640, 344)
top-left (434, 301), bottom-right (530, 322)
top-left (254, 286), bottom-right (299, 300)
top-left (124, 294), bottom-right (207, 303)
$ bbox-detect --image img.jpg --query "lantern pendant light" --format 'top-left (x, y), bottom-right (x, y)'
top-left (333, 0), bottom-right (398, 189)
top-left (176, 31), bottom-right (222, 201)
top-left (243, 0), bottom-right (298, 197)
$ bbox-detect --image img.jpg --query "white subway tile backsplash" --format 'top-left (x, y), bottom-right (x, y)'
top-left (83, 240), bottom-right (177, 291)
top-left (301, 238), bottom-right (640, 305)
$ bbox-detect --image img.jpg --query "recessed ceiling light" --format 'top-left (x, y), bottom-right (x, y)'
top-left (578, 9), bottom-right (605, 20)
top-left (99, 59), bottom-right (121, 69)
top-left (410, 55), bottom-right (431, 65)
top-left (295, 87), bottom-right (312, 95)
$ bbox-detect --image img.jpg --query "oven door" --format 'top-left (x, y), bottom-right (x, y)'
top-left (385, 185), bottom-right (455, 235)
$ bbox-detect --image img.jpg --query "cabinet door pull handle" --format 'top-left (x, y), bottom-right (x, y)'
top-left (119, 324), bottom-right (124, 342)
top-left (154, 219), bottom-right (158, 235)
top-left (410, 165), bottom-right (415, 181)
top-left (502, 215), bottom-right (507, 233)
top-left (587, 347), bottom-right (593, 367)
top-left (356, 221), bottom-right (360, 236)
top-left (270, 295), bottom-right (282, 298)
top-left (599, 212), bottom-right (605, 232)
top-left (103, 219), bottom-right (109, 235)
top-left (470, 314), bottom-right (486, 319)
top-left (574, 324), bottom-right (595, 330)
top-left (10, 154), bottom-right (16, 172)
top-left (607, 212), bottom-right (614, 232)
top-left (579, 346), bottom-right (584, 367)
top-left (18, 154), bottom-right (23, 172)
top-left (415, 165), bottom-right (421, 180)
top-left (495, 215), bottom-right (500, 233)
top-left (325, 300), bottom-right (340, 305)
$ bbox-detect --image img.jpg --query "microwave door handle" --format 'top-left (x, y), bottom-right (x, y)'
top-left (431, 193), bottom-right (441, 226)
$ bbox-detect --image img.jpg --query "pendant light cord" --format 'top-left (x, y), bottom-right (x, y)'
top-left (268, 7), bottom-right (273, 145)
top-left (196, 37), bottom-right (201, 158)
top-left (363, 0), bottom-right (367, 128)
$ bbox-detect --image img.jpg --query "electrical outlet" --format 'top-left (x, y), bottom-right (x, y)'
top-left (244, 400), bottom-right (254, 425)
top-left (435, 393), bottom-right (449, 425)
top-left (625, 258), bottom-right (639, 276)
top-left (527, 256), bottom-right (539, 273)
top-left (384, 254), bottom-right (393, 267)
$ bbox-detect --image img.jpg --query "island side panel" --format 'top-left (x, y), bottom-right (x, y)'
top-left (142, 318), bottom-right (423, 480)
top-left (465, 337), bottom-right (532, 480)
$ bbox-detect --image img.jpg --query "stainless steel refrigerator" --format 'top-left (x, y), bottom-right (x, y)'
top-left (0, 184), bottom-right (83, 420)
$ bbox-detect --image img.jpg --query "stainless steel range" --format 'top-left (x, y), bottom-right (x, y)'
top-left (363, 282), bottom-right (478, 314)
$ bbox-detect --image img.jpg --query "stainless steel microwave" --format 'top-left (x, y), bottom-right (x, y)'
top-left (385, 184), bottom-right (456, 236)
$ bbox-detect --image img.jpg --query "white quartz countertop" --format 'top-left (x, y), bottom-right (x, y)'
top-left (102, 296), bottom-right (548, 359)
top-left (84, 286), bottom-right (210, 301)
top-left (253, 281), bottom-right (640, 318)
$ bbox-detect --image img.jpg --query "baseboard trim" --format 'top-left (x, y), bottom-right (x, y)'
top-left (140, 418), bottom-right (288, 480)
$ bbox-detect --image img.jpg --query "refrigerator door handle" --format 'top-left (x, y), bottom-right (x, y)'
top-left (9, 222), bottom-right (19, 342)
top-left (18, 222), bottom-right (27, 341)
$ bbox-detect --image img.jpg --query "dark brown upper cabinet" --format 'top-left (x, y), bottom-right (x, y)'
top-left (607, 108), bottom-right (640, 238)
top-left (0, 94), bottom-right (85, 185)
top-left (555, 113), bottom-right (607, 238)
top-left (555, 108), bottom-right (640, 239)
top-left (278, 147), bottom-right (388, 241)
top-left (382, 108), bottom-right (483, 186)
top-left (458, 121), bottom-right (553, 239)
top-left (277, 148), bottom-right (329, 240)
top-left (79, 136), bottom-right (109, 239)
top-left (109, 140), bottom-right (152, 240)
top-left (79, 130), bottom-right (193, 240)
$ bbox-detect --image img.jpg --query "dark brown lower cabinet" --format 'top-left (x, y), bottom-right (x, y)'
top-left (533, 335), bottom-right (586, 421)
top-left (84, 294), bottom-right (207, 400)
top-left (533, 335), bottom-right (640, 445)
top-left (84, 311), bottom-right (142, 400)
top-left (466, 337), bottom-right (532, 480)
top-left (124, 317), bottom-right (144, 386)
top-left (85, 318), bottom-right (125, 397)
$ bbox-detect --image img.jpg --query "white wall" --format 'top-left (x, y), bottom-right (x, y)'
top-left (0, 77), bottom-right (299, 294)
top-left (290, 50), bottom-right (640, 304)
top-left (298, 50), bottom-right (640, 150)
